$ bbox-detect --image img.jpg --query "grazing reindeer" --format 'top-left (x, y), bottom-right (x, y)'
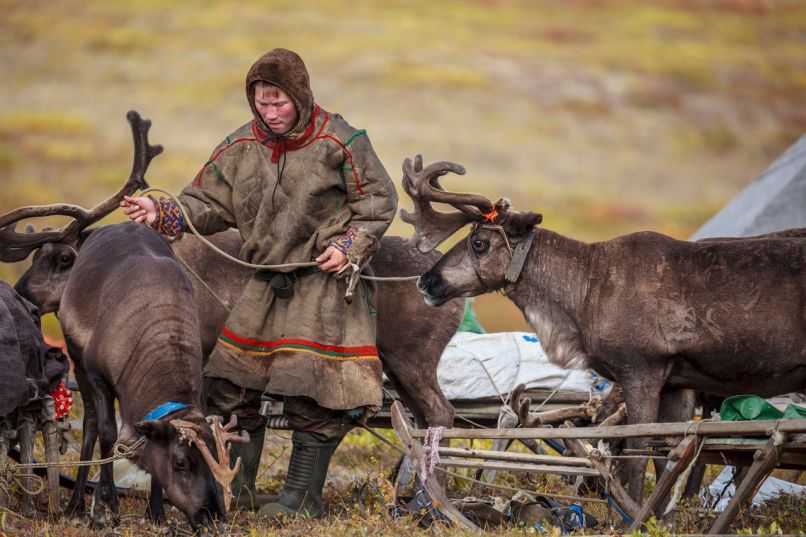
top-left (0, 112), bottom-right (248, 531)
top-left (403, 155), bottom-right (806, 502)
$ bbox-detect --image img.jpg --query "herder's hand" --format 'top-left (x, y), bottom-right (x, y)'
top-left (121, 195), bottom-right (157, 225)
top-left (316, 246), bottom-right (348, 272)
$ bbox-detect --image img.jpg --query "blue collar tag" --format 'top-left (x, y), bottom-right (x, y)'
top-left (142, 401), bottom-right (190, 422)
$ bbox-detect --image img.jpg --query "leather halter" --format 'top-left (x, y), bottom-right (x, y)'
top-left (466, 224), bottom-right (535, 292)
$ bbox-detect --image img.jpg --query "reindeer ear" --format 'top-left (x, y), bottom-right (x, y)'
top-left (134, 420), bottom-right (177, 443)
top-left (77, 228), bottom-right (96, 248)
top-left (505, 211), bottom-right (542, 237)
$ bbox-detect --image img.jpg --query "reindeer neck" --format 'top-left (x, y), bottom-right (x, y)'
top-left (508, 228), bottom-right (592, 317)
top-left (116, 353), bottom-right (203, 425)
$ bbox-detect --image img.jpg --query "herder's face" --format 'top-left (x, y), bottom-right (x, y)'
top-left (254, 85), bottom-right (298, 135)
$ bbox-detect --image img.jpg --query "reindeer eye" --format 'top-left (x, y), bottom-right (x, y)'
top-left (471, 238), bottom-right (489, 254)
top-left (172, 456), bottom-right (190, 472)
top-left (57, 253), bottom-right (73, 268)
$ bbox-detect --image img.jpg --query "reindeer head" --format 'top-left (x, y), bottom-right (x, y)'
top-left (132, 412), bottom-right (248, 531)
top-left (2, 111), bottom-right (161, 312)
top-left (398, 155), bottom-right (542, 305)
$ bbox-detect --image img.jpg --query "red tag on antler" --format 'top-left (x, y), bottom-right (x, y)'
top-left (481, 207), bottom-right (499, 223)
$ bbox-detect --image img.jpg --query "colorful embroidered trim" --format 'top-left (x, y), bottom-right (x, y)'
top-left (218, 327), bottom-right (379, 361)
top-left (51, 380), bottom-right (73, 420)
top-left (151, 197), bottom-right (184, 237)
top-left (191, 106), bottom-right (367, 197)
top-left (253, 105), bottom-right (323, 163)
top-left (317, 133), bottom-right (364, 196)
top-left (332, 226), bottom-right (359, 254)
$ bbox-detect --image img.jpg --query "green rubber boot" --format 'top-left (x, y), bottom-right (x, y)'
top-left (231, 425), bottom-right (270, 510)
top-left (258, 431), bottom-right (339, 519)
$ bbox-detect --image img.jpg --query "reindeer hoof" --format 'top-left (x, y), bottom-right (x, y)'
top-left (89, 499), bottom-right (120, 529)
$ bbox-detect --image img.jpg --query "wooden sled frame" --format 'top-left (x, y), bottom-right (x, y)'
top-left (391, 402), bottom-right (806, 534)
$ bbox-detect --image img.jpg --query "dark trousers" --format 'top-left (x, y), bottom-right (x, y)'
top-left (204, 376), bottom-right (358, 440)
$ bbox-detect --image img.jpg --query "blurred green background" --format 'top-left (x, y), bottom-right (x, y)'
top-left (2, 0), bottom-right (805, 334)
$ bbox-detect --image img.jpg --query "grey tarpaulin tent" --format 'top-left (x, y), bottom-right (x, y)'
top-left (690, 133), bottom-right (806, 240)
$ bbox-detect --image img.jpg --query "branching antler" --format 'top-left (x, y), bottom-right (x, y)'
top-left (0, 110), bottom-right (162, 261)
top-left (509, 383), bottom-right (602, 427)
top-left (399, 155), bottom-right (498, 253)
top-left (171, 415), bottom-right (249, 513)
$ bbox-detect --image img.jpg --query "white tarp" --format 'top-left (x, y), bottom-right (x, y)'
top-left (704, 465), bottom-right (806, 511)
top-left (435, 331), bottom-right (595, 400)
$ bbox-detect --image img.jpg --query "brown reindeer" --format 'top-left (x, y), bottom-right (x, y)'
top-left (402, 155), bottom-right (806, 503)
top-left (0, 112), bottom-right (249, 530)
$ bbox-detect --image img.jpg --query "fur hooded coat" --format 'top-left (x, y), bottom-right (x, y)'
top-left (174, 49), bottom-right (398, 410)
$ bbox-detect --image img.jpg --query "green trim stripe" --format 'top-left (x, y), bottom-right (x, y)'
top-left (207, 160), bottom-right (225, 182)
top-left (344, 129), bottom-right (366, 147)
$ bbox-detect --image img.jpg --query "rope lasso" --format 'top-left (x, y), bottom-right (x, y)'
top-left (138, 187), bottom-right (420, 282)
top-left (8, 437), bottom-right (146, 471)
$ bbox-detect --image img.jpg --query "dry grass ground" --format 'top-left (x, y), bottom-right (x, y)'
top-left (2, 0), bottom-right (806, 535)
top-left (3, 424), bottom-right (806, 535)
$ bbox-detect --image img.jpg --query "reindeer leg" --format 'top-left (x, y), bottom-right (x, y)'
top-left (619, 370), bottom-right (666, 505)
top-left (66, 364), bottom-right (95, 518)
top-left (382, 357), bottom-right (454, 430)
top-left (87, 372), bottom-right (120, 527)
top-left (654, 388), bottom-right (697, 515)
top-left (147, 481), bottom-right (166, 525)
top-left (383, 369), bottom-right (421, 493)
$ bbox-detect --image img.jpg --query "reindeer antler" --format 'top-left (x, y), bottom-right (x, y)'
top-left (171, 415), bottom-right (249, 513)
top-left (0, 110), bottom-right (162, 261)
top-left (399, 155), bottom-right (498, 253)
top-left (509, 383), bottom-right (604, 427)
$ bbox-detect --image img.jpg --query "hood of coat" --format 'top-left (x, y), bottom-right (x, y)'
top-left (246, 48), bottom-right (315, 139)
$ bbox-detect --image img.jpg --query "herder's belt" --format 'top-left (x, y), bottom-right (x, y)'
top-left (254, 266), bottom-right (321, 299)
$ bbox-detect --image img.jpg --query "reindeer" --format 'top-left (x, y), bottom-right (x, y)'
top-left (0, 112), bottom-right (249, 530)
top-left (401, 155), bottom-right (806, 503)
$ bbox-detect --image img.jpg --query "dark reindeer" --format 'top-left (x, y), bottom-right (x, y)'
top-left (403, 155), bottom-right (806, 502)
top-left (0, 112), bottom-right (248, 531)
